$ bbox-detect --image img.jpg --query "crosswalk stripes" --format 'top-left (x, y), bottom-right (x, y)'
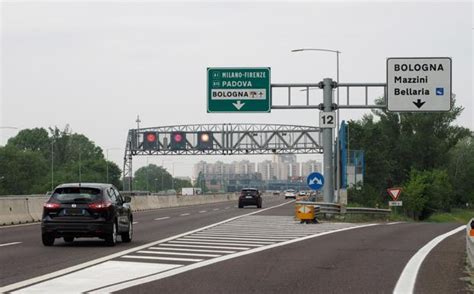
top-left (114, 216), bottom-right (359, 267)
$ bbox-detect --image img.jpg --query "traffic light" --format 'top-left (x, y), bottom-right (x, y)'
top-left (197, 132), bottom-right (213, 150)
top-left (170, 132), bottom-right (186, 150)
top-left (143, 132), bottom-right (158, 150)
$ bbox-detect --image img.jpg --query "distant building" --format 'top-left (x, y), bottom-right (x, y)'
top-left (301, 160), bottom-right (322, 177)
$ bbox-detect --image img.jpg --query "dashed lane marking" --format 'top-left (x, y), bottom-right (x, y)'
top-left (179, 213), bottom-right (190, 216)
top-left (154, 217), bottom-right (170, 221)
top-left (0, 242), bottom-right (22, 247)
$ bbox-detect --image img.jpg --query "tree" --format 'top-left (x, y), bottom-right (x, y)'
top-left (403, 169), bottom-right (453, 220)
top-left (0, 146), bottom-right (49, 195)
top-left (447, 136), bottom-right (474, 207)
top-left (134, 164), bottom-right (172, 192)
top-left (347, 99), bottom-right (470, 208)
top-left (1, 126), bottom-right (122, 195)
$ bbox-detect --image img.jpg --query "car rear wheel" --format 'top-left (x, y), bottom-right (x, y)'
top-left (121, 219), bottom-right (133, 243)
top-left (63, 236), bottom-right (74, 243)
top-left (105, 221), bottom-right (117, 246)
top-left (42, 233), bottom-right (55, 246)
top-left (238, 202), bottom-right (243, 208)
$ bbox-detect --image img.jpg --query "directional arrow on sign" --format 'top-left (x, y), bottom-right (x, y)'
top-left (412, 99), bottom-right (426, 109)
top-left (298, 206), bottom-right (311, 214)
top-left (309, 177), bottom-right (322, 186)
top-left (232, 101), bottom-right (245, 110)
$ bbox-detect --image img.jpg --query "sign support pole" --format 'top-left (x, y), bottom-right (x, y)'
top-left (322, 78), bottom-right (335, 203)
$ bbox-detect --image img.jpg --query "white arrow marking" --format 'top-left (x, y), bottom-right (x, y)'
top-left (232, 101), bottom-right (245, 110)
top-left (309, 177), bottom-right (322, 186)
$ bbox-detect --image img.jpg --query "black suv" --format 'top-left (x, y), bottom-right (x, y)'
top-left (238, 188), bottom-right (262, 208)
top-left (41, 183), bottom-right (133, 246)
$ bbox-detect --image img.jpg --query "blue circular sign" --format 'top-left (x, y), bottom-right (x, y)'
top-left (307, 172), bottom-right (324, 190)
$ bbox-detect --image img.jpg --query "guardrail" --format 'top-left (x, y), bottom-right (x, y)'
top-left (0, 193), bottom-right (270, 226)
top-left (295, 201), bottom-right (392, 217)
top-left (468, 218), bottom-right (474, 268)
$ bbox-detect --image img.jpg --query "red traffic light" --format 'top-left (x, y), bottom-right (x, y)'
top-left (173, 133), bottom-right (183, 142)
top-left (146, 133), bottom-right (157, 142)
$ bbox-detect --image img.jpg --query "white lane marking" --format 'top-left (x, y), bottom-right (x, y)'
top-left (94, 223), bottom-right (378, 293)
top-left (154, 217), bottom-right (170, 221)
top-left (393, 225), bottom-right (465, 294)
top-left (122, 255), bottom-right (203, 262)
top-left (0, 242), bottom-right (22, 247)
top-left (159, 244), bottom-right (250, 250)
top-left (180, 238), bottom-right (274, 245)
top-left (386, 222), bottom-right (404, 225)
top-left (0, 200), bottom-right (292, 293)
top-left (213, 208), bottom-right (220, 211)
top-left (169, 240), bottom-right (262, 247)
top-left (150, 247), bottom-right (236, 254)
top-left (180, 213), bottom-right (190, 216)
top-left (12, 261), bottom-right (181, 294)
top-left (132, 221), bottom-right (139, 225)
top-left (199, 210), bottom-right (207, 213)
top-left (181, 236), bottom-right (287, 242)
top-left (225, 207), bottom-right (230, 210)
top-left (138, 250), bottom-right (221, 258)
top-left (0, 223), bottom-right (39, 229)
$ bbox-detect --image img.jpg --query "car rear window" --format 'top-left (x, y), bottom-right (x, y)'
top-left (241, 189), bottom-right (258, 195)
top-left (51, 187), bottom-right (102, 204)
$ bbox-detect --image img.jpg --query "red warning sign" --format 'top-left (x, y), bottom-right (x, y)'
top-left (387, 187), bottom-right (402, 201)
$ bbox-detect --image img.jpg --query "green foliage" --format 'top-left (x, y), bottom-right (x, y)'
top-left (403, 169), bottom-right (453, 220)
top-left (134, 164), bottom-right (172, 192)
top-left (0, 146), bottom-right (49, 194)
top-left (0, 126), bottom-right (122, 195)
top-left (133, 164), bottom-right (192, 192)
top-left (425, 208), bottom-right (474, 224)
top-left (348, 184), bottom-right (387, 208)
top-left (447, 137), bottom-right (474, 206)
top-left (347, 98), bottom-right (471, 219)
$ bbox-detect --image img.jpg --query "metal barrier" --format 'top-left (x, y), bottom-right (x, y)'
top-left (295, 201), bottom-right (392, 217)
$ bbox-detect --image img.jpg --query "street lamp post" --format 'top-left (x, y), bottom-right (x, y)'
top-left (291, 48), bottom-right (341, 203)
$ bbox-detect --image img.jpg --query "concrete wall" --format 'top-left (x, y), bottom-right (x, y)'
top-left (0, 193), bottom-right (242, 226)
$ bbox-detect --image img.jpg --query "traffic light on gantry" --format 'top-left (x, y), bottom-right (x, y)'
top-left (197, 132), bottom-right (213, 150)
top-left (143, 132), bottom-right (158, 150)
top-left (170, 132), bottom-right (186, 150)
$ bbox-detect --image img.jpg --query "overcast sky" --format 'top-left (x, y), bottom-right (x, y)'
top-left (1, 1), bottom-right (473, 178)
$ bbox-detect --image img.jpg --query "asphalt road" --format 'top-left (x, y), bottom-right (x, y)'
top-left (0, 196), bottom-right (469, 293)
top-left (0, 195), bottom-right (286, 287)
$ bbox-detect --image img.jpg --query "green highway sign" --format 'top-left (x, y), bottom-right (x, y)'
top-left (207, 67), bottom-right (271, 113)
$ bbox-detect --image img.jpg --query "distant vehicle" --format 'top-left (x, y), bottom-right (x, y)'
top-left (296, 191), bottom-right (308, 201)
top-left (41, 183), bottom-right (133, 247)
top-left (284, 189), bottom-right (296, 199)
top-left (181, 187), bottom-right (201, 195)
top-left (238, 188), bottom-right (262, 208)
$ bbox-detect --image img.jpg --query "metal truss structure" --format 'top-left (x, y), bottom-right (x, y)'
top-left (123, 123), bottom-right (323, 189)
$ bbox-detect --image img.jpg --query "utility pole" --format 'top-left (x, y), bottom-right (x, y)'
top-left (322, 78), bottom-right (335, 203)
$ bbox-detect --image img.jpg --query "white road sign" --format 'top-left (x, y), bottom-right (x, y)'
top-left (387, 57), bottom-right (451, 112)
top-left (389, 201), bottom-right (403, 207)
top-left (319, 111), bottom-right (336, 128)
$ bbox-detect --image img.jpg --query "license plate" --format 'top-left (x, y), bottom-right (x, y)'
top-left (65, 209), bottom-right (84, 216)
top-left (245, 196), bottom-right (253, 199)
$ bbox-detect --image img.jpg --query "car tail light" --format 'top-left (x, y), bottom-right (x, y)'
top-left (88, 200), bottom-right (112, 211)
top-left (44, 202), bottom-right (61, 210)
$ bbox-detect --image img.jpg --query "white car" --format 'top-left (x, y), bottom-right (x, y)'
top-left (284, 189), bottom-right (296, 199)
